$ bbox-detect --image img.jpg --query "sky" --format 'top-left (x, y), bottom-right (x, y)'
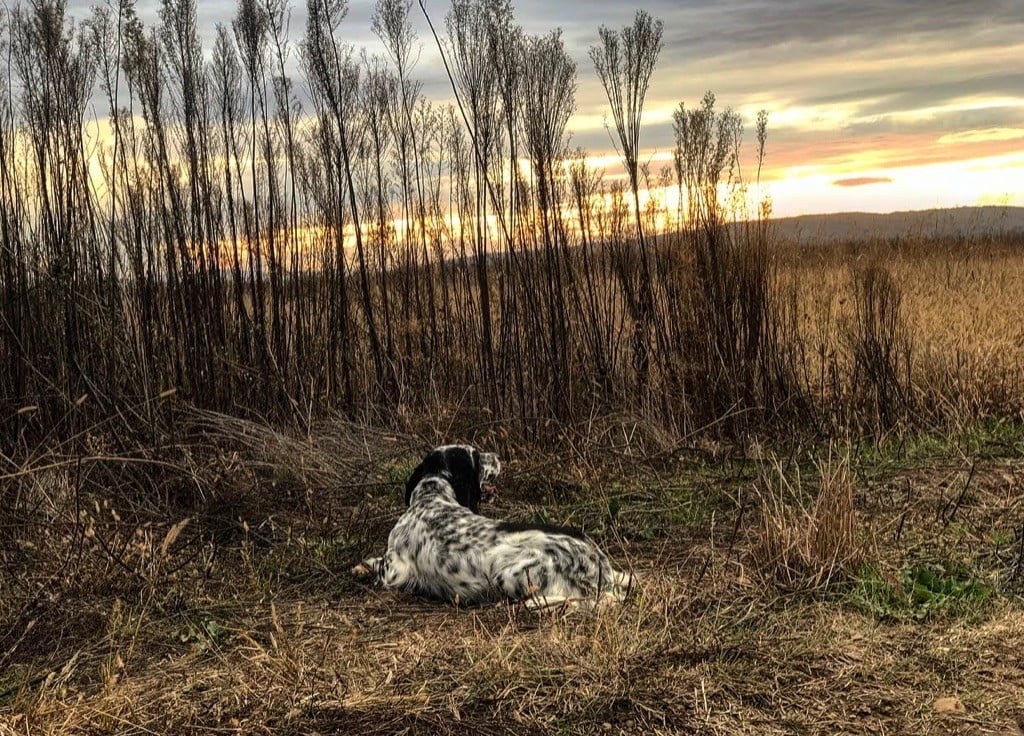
top-left (69, 0), bottom-right (1024, 218)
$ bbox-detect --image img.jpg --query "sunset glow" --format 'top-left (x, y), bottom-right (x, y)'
top-left (554, 1), bottom-right (1024, 218)
top-left (62, 0), bottom-right (1024, 220)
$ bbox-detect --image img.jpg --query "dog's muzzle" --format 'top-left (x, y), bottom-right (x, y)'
top-left (479, 452), bottom-right (501, 502)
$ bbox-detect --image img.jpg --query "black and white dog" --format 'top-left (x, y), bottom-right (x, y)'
top-left (356, 445), bottom-right (633, 609)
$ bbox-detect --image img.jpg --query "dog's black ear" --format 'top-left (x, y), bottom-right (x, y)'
top-left (403, 464), bottom-right (424, 506)
top-left (404, 449), bottom-right (445, 506)
top-left (446, 447), bottom-right (482, 512)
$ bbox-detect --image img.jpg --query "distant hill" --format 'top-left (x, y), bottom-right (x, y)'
top-left (770, 206), bottom-right (1024, 243)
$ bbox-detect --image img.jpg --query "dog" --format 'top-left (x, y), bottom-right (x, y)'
top-left (356, 445), bottom-right (634, 609)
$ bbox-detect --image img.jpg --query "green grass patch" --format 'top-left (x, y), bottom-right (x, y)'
top-left (849, 563), bottom-right (992, 621)
top-left (853, 418), bottom-right (1024, 474)
top-left (515, 471), bottom-right (719, 544)
top-left (246, 533), bottom-right (362, 596)
top-left (175, 611), bottom-right (231, 654)
top-left (0, 665), bottom-right (30, 708)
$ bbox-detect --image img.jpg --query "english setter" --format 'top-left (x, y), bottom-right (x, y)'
top-left (357, 445), bottom-right (634, 609)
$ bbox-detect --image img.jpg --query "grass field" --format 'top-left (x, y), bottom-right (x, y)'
top-left (783, 234), bottom-right (1024, 423)
top-left (5, 231), bottom-right (1024, 734)
top-left (3, 401), bottom-right (1024, 734)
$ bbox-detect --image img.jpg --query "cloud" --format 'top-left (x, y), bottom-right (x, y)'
top-left (659, 0), bottom-right (1024, 60)
top-left (833, 176), bottom-right (893, 187)
top-left (61, 0), bottom-right (1024, 209)
top-left (939, 127), bottom-right (1024, 144)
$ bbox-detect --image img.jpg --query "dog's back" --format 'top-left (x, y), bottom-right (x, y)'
top-left (483, 525), bottom-right (630, 604)
top-left (382, 477), bottom-right (497, 602)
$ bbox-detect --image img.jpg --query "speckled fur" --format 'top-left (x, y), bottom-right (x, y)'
top-left (362, 445), bottom-right (633, 608)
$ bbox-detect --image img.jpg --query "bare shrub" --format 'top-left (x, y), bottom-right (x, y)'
top-left (664, 92), bottom-right (806, 436)
top-left (589, 10), bottom-right (663, 388)
top-left (844, 262), bottom-right (914, 431)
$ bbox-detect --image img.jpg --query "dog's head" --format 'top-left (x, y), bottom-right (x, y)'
top-left (404, 445), bottom-right (501, 512)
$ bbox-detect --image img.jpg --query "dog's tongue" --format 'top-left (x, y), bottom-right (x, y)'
top-left (481, 483), bottom-right (499, 502)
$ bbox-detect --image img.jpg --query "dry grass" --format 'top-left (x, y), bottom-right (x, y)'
top-left (4, 220), bottom-right (1024, 734)
top-left (3, 407), bottom-right (1024, 735)
top-left (4, 234), bottom-right (1024, 734)
top-left (8, 581), bottom-right (1024, 735)
top-left (753, 451), bottom-right (866, 590)
top-left (784, 234), bottom-right (1024, 424)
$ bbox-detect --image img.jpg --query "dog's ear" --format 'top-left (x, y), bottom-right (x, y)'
top-left (446, 447), bottom-right (482, 512)
top-left (403, 464), bottom-right (423, 506)
top-left (404, 449), bottom-right (445, 506)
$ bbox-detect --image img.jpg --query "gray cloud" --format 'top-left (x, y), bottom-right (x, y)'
top-left (62, 0), bottom-right (1024, 176)
top-left (851, 73), bottom-right (1024, 117)
top-left (667, 0), bottom-right (1022, 52)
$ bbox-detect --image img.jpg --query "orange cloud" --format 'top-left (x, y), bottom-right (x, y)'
top-left (833, 176), bottom-right (893, 187)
